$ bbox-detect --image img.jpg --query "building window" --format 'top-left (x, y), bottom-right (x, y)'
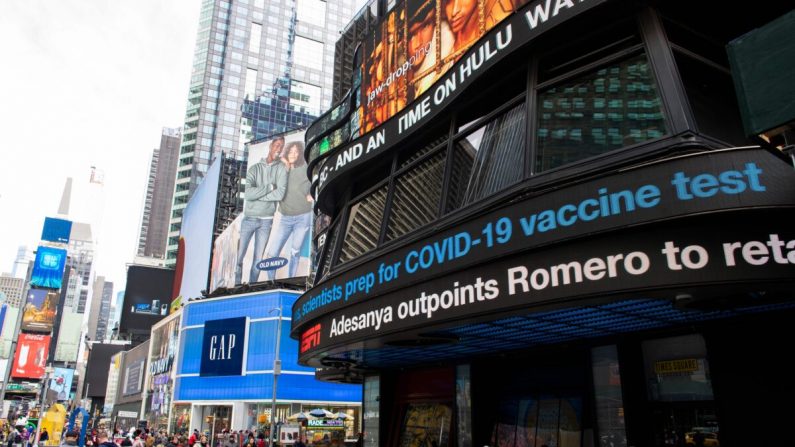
top-left (245, 68), bottom-right (258, 99)
top-left (535, 53), bottom-right (666, 172)
top-left (385, 149), bottom-right (446, 241)
top-left (446, 103), bottom-right (526, 213)
top-left (249, 23), bottom-right (262, 53)
top-left (297, 0), bottom-right (326, 26)
top-left (338, 183), bottom-right (388, 264)
top-left (289, 80), bottom-right (322, 115)
top-left (293, 36), bottom-right (324, 70)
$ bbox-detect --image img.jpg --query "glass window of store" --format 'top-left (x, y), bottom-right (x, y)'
top-left (642, 334), bottom-right (719, 447)
top-left (591, 345), bottom-right (627, 447)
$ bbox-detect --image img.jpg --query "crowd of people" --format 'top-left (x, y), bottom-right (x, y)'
top-left (0, 422), bottom-right (362, 447)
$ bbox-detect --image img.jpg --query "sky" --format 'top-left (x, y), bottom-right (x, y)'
top-left (0, 1), bottom-right (201, 289)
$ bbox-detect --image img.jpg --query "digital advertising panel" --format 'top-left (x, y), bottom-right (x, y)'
top-left (11, 334), bottom-right (50, 379)
top-left (123, 359), bottom-right (145, 396)
top-left (48, 367), bottom-right (75, 401)
top-left (30, 246), bottom-right (67, 289)
top-left (22, 289), bottom-right (59, 333)
top-left (360, 0), bottom-right (530, 133)
top-left (119, 266), bottom-right (175, 333)
top-left (175, 156), bottom-right (221, 301)
top-left (41, 217), bottom-right (73, 244)
top-left (199, 317), bottom-right (248, 377)
top-left (210, 130), bottom-right (312, 290)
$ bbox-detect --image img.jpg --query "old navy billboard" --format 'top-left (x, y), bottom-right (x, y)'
top-left (211, 129), bottom-right (312, 290)
top-left (292, 148), bottom-right (795, 361)
top-left (315, 0), bottom-right (607, 207)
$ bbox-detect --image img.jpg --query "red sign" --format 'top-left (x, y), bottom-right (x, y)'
top-left (300, 324), bottom-right (321, 354)
top-left (11, 334), bottom-right (50, 379)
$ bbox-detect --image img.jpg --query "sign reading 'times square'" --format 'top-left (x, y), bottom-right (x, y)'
top-left (200, 317), bottom-right (248, 377)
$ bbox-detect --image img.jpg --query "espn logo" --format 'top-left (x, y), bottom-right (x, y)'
top-left (300, 324), bottom-right (322, 353)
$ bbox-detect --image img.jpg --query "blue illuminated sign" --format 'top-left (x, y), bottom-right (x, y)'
top-left (200, 317), bottom-right (247, 377)
top-left (30, 246), bottom-right (67, 289)
top-left (41, 217), bottom-right (72, 244)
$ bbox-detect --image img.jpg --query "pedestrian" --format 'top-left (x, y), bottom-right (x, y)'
top-left (62, 431), bottom-right (79, 447)
top-left (97, 431), bottom-right (116, 447)
top-left (39, 429), bottom-right (49, 446)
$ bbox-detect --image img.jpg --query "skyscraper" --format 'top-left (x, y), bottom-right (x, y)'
top-left (11, 246), bottom-right (33, 280)
top-left (87, 276), bottom-right (113, 343)
top-left (166, 0), bottom-right (360, 265)
top-left (0, 273), bottom-right (25, 308)
top-left (137, 128), bottom-right (181, 261)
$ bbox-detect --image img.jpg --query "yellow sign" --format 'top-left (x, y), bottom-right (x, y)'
top-left (170, 297), bottom-right (182, 314)
top-left (655, 358), bottom-right (699, 374)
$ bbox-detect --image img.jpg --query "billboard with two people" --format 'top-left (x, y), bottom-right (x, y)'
top-left (211, 129), bottom-right (312, 289)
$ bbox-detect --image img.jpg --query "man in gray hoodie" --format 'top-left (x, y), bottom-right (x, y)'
top-left (236, 136), bottom-right (288, 284)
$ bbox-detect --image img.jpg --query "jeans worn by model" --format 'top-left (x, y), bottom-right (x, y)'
top-left (235, 216), bottom-right (274, 284)
top-left (264, 212), bottom-right (312, 279)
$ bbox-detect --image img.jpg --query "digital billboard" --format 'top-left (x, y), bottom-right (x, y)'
top-left (48, 367), bottom-right (75, 401)
top-left (175, 156), bottom-right (221, 301)
top-left (210, 130), bottom-right (312, 290)
top-left (119, 266), bottom-right (175, 333)
top-left (22, 289), bottom-right (59, 333)
top-left (360, 0), bottom-right (530, 133)
top-left (30, 246), bottom-right (67, 289)
top-left (11, 334), bottom-right (50, 379)
top-left (41, 217), bottom-right (72, 244)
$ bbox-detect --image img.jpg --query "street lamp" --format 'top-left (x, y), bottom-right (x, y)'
top-left (268, 306), bottom-right (282, 447)
top-left (34, 366), bottom-right (55, 447)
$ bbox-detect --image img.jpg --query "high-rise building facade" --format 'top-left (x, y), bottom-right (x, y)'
top-left (0, 273), bottom-right (25, 308)
top-left (63, 222), bottom-right (94, 314)
top-left (11, 246), bottom-right (33, 280)
top-left (165, 0), bottom-right (360, 265)
top-left (87, 276), bottom-right (113, 343)
top-left (138, 127), bottom-right (181, 260)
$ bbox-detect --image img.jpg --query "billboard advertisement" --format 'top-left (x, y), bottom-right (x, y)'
top-left (360, 0), bottom-right (530, 133)
top-left (119, 266), bottom-right (175, 333)
top-left (11, 334), bottom-right (50, 379)
top-left (22, 289), bottom-right (59, 333)
top-left (123, 359), bottom-right (145, 396)
top-left (175, 156), bottom-right (221, 301)
top-left (30, 246), bottom-right (67, 289)
top-left (41, 217), bottom-right (72, 244)
top-left (48, 367), bottom-right (75, 401)
top-left (210, 130), bottom-right (312, 290)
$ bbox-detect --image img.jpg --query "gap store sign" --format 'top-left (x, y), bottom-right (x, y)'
top-left (200, 317), bottom-right (248, 377)
top-left (174, 291), bottom-right (361, 402)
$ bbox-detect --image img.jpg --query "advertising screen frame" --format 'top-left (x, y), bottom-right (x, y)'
top-left (41, 217), bottom-right (73, 244)
top-left (11, 334), bottom-right (51, 379)
top-left (30, 246), bottom-right (68, 289)
top-left (211, 130), bottom-right (312, 290)
top-left (119, 266), bottom-right (175, 333)
top-left (49, 367), bottom-right (75, 401)
top-left (22, 288), bottom-right (60, 333)
top-left (175, 156), bottom-right (221, 302)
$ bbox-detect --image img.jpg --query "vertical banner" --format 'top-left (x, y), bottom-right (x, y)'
top-left (12, 334), bottom-right (51, 379)
top-left (30, 246), bottom-right (67, 289)
top-left (22, 289), bottom-right (60, 332)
